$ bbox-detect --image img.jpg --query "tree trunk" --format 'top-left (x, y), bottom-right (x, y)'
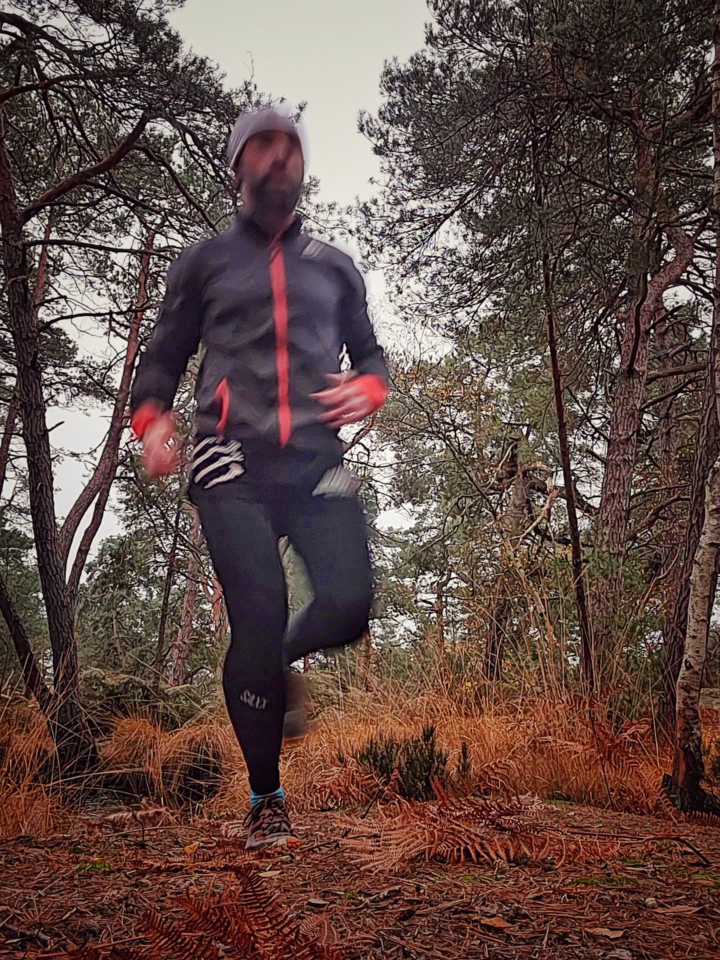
top-left (668, 4), bottom-right (720, 810)
top-left (0, 571), bottom-right (53, 716)
top-left (0, 115), bottom-right (96, 774)
top-left (432, 572), bottom-right (451, 656)
top-left (203, 574), bottom-right (229, 648)
top-left (542, 251), bottom-right (595, 691)
top-left (0, 389), bottom-right (19, 501)
top-left (153, 502), bottom-right (182, 693)
top-left (659, 6), bottom-right (720, 730)
top-left (592, 213), bottom-right (694, 674)
top-left (589, 116), bottom-right (695, 675)
top-left (484, 451), bottom-right (528, 687)
top-left (659, 374), bottom-right (720, 730)
top-left (529, 106), bottom-right (595, 690)
top-left (64, 231), bottom-right (155, 602)
top-left (169, 509), bottom-right (201, 687)
top-left (672, 456), bottom-right (720, 808)
top-left (0, 207), bottom-right (56, 697)
top-left (0, 206), bottom-right (55, 502)
top-left (485, 594), bottom-right (508, 685)
top-left (654, 312), bottom-right (684, 577)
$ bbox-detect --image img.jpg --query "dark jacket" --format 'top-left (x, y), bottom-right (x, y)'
top-left (130, 215), bottom-right (388, 453)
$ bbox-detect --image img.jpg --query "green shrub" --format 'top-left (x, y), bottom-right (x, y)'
top-left (353, 724), bottom-right (448, 800)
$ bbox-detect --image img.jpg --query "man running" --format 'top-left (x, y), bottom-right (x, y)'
top-left (129, 107), bottom-right (389, 850)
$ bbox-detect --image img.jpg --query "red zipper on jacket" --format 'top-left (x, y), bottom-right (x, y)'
top-left (269, 238), bottom-right (292, 446)
top-left (215, 377), bottom-right (230, 435)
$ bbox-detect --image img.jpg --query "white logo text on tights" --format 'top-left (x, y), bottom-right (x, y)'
top-left (241, 689), bottom-right (268, 710)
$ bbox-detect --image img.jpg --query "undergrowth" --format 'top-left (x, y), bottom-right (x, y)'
top-left (3, 677), bottom-right (720, 837)
top-left (68, 863), bottom-right (342, 959)
top-left (350, 724), bottom-right (449, 800)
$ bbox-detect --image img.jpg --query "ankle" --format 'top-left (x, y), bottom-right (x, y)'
top-left (250, 785), bottom-right (285, 808)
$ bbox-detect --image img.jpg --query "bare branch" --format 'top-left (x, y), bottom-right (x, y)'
top-left (62, 233), bottom-right (155, 591)
top-left (22, 115), bottom-right (149, 224)
top-left (647, 362), bottom-right (706, 383)
top-left (0, 73), bottom-right (92, 105)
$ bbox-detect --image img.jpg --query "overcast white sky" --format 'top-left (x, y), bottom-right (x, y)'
top-left (54, 0), bottom-right (430, 549)
top-left (168, 0), bottom-right (429, 207)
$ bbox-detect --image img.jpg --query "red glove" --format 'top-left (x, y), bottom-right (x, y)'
top-left (131, 402), bottom-right (178, 478)
top-left (312, 373), bottom-right (388, 428)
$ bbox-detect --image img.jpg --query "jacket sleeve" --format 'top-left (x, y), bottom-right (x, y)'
top-left (340, 259), bottom-right (390, 385)
top-left (130, 248), bottom-right (203, 416)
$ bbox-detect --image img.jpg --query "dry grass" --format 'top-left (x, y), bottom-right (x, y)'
top-left (4, 678), bottom-right (719, 836)
top-left (0, 692), bottom-right (58, 839)
top-left (282, 704), bottom-right (670, 816)
top-left (209, 681), bottom-right (686, 820)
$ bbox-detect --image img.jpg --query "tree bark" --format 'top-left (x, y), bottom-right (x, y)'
top-left (202, 574), bottom-right (228, 648)
top-left (0, 571), bottom-right (52, 715)
top-left (592, 196), bottom-right (694, 672)
top-left (0, 110), bottom-right (96, 774)
top-left (659, 8), bottom-right (720, 730)
top-left (169, 509), bottom-right (201, 687)
top-left (669, 4), bottom-right (720, 809)
top-left (542, 252), bottom-right (595, 691)
top-left (0, 202), bottom-right (57, 503)
top-left (0, 389), bottom-right (19, 501)
top-left (654, 312), bottom-right (684, 577)
top-left (485, 594), bottom-right (509, 686)
top-left (484, 447), bottom-right (528, 687)
top-left (672, 456), bottom-right (720, 807)
top-left (659, 368), bottom-right (720, 729)
top-left (152, 502), bottom-right (181, 693)
top-left (62, 230), bottom-right (155, 596)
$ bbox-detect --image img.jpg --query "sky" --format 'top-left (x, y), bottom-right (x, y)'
top-left (53, 0), bottom-right (430, 554)
top-left (168, 0), bottom-right (429, 208)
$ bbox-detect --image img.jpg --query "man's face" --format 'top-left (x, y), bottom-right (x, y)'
top-left (237, 130), bottom-right (303, 213)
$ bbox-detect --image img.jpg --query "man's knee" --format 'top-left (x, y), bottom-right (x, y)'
top-left (320, 585), bottom-right (373, 643)
top-left (225, 582), bottom-right (287, 641)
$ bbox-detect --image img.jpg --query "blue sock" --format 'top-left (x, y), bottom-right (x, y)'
top-left (250, 785), bottom-right (285, 808)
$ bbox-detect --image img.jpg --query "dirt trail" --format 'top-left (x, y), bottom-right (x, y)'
top-left (1, 803), bottom-right (719, 959)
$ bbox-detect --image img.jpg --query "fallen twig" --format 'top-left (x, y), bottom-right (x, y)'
top-left (0, 916), bottom-right (52, 945)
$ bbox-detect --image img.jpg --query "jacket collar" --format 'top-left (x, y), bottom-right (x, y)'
top-left (234, 211), bottom-right (303, 245)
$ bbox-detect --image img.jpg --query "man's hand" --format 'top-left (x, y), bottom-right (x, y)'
top-left (312, 373), bottom-right (379, 428)
top-left (142, 411), bottom-right (179, 478)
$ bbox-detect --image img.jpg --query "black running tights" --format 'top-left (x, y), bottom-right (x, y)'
top-left (191, 482), bottom-right (373, 796)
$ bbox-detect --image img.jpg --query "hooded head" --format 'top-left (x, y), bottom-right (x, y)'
top-left (227, 107), bottom-right (308, 219)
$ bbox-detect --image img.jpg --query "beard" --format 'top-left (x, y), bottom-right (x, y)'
top-left (250, 169), bottom-right (302, 218)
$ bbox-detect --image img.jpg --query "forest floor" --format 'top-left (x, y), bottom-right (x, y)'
top-left (1, 799), bottom-right (720, 960)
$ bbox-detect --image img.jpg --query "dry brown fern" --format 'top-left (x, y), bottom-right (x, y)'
top-left (475, 759), bottom-right (518, 795)
top-left (218, 818), bottom-right (247, 840)
top-left (340, 796), bottom-right (624, 873)
top-left (655, 787), bottom-right (680, 823)
top-left (684, 809), bottom-right (720, 827)
top-left (294, 754), bottom-right (385, 812)
top-left (65, 863), bottom-right (344, 959)
top-left (180, 865), bottom-right (297, 951)
top-left (142, 909), bottom-right (197, 958)
top-left (101, 805), bottom-right (167, 827)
